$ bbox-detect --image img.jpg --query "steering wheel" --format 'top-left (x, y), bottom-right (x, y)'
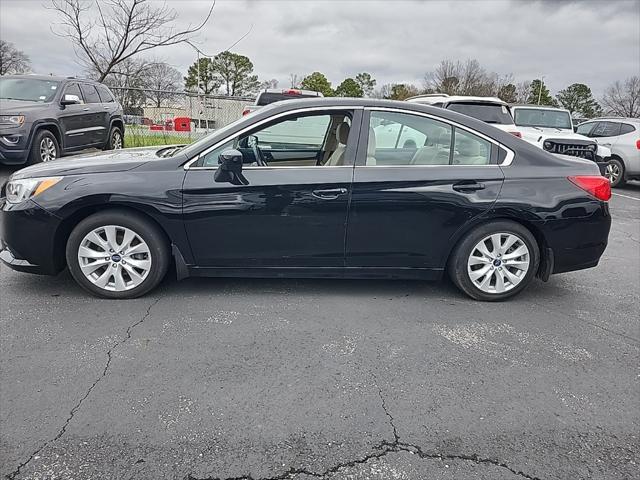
top-left (248, 136), bottom-right (268, 167)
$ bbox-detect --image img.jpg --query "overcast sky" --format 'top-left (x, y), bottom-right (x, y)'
top-left (1, 0), bottom-right (638, 97)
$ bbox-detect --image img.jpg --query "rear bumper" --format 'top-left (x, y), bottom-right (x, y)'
top-left (539, 204), bottom-right (611, 275)
top-left (0, 199), bottom-right (63, 275)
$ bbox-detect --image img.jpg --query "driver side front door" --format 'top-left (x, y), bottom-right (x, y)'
top-left (182, 108), bottom-right (362, 272)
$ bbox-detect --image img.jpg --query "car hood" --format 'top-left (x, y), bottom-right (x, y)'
top-left (10, 146), bottom-right (174, 180)
top-left (0, 98), bottom-right (51, 113)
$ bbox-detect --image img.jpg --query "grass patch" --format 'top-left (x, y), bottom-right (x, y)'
top-left (124, 125), bottom-right (203, 148)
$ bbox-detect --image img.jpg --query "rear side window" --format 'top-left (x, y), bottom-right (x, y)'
top-left (590, 121), bottom-right (621, 137)
top-left (96, 85), bottom-right (115, 103)
top-left (447, 103), bottom-right (514, 125)
top-left (80, 84), bottom-right (101, 103)
top-left (620, 123), bottom-right (636, 135)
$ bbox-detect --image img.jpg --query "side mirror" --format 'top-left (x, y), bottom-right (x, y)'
top-left (573, 126), bottom-right (578, 133)
top-left (61, 94), bottom-right (81, 105)
top-left (214, 149), bottom-right (249, 185)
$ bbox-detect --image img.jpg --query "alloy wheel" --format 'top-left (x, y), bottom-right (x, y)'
top-left (604, 163), bottom-right (620, 184)
top-left (112, 131), bottom-right (123, 149)
top-left (40, 137), bottom-right (57, 162)
top-left (77, 225), bottom-right (151, 292)
top-left (467, 233), bottom-right (530, 294)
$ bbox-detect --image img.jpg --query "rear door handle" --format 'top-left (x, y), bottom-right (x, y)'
top-left (452, 181), bottom-right (485, 193)
top-left (312, 188), bottom-right (348, 200)
top-left (82, 107), bottom-right (90, 111)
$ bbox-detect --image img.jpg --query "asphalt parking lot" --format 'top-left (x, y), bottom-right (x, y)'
top-left (0, 164), bottom-right (638, 480)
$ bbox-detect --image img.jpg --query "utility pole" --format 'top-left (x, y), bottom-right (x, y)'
top-left (537, 75), bottom-right (546, 105)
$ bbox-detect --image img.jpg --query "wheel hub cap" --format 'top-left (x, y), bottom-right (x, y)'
top-left (78, 225), bottom-right (151, 292)
top-left (467, 233), bottom-right (530, 294)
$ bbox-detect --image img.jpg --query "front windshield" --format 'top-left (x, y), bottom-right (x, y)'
top-left (177, 104), bottom-right (278, 158)
top-left (513, 108), bottom-right (572, 129)
top-left (0, 78), bottom-right (61, 102)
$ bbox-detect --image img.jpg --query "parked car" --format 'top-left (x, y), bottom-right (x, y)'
top-left (0, 75), bottom-right (124, 165)
top-left (407, 95), bottom-right (610, 171)
top-left (242, 88), bottom-right (323, 116)
top-left (1, 98), bottom-right (611, 301)
top-left (575, 117), bottom-right (640, 187)
top-left (510, 105), bottom-right (610, 165)
top-left (406, 94), bottom-right (522, 137)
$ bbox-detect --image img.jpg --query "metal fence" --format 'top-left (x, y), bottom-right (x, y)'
top-left (109, 87), bottom-right (255, 147)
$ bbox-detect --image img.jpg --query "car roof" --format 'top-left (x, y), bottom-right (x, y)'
top-left (1, 74), bottom-right (96, 83)
top-left (582, 117), bottom-right (640, 124)
top-left (510, 104), bottom-right (570, 113)
top-left (407, 94), bottom-right (508, 105)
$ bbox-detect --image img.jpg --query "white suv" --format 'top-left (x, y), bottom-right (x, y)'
top-left (511, 105), bottom-right (610, 164)
top-left (575, 117), bottom-right (640, 187)
top-left (406, 94), bottom-right (522, 137)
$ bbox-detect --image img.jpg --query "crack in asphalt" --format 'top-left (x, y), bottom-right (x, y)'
top-left (185, 385), bottom-right (542, 480)
top-left (5, 298), bottom-right (160, 480)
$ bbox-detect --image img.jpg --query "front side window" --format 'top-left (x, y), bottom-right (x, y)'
top-left (199, 111), bottom-right (353, 168)
top-left (576, 122), bottom-right (595, 136)
top-left (367, 111), bottom-right (492, 166)
top-left (63, 83), bottom-right (84, 103)
top-left (513, 108), bottom-right (572, 129)
top-left (0, 78), bottom-right (60, 102)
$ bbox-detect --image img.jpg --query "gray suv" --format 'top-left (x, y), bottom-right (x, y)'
top-left (0, 75), bottom-right (124, 165)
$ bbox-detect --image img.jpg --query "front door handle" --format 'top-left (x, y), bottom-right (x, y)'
top-left (312, 188), bottom-right (348, 200)
top-left (82, 107), bottom-right (90, 111)
top-left (452, 181), bottom-right (485, 193)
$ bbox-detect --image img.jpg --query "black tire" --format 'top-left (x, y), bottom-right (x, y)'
top-left (103, 126), bottom-right (124, 151)
top-left (28, 129), bottom-right (60, 165)
top-left (448, 221), bottom-right (540, 301)
top-left (66, 210), bottom-right (169, 299)
top-left (605, 157), bottom-right (626, 188)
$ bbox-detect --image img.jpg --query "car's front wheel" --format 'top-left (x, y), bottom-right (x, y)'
top-left (448, 221), bottom-right (540, 301)
top-left (66, 211), bottom-right (169, 299)
top-left (604, 158), bottom-right (626, 188)
top-left (28, 130), bottom-right (60, 164)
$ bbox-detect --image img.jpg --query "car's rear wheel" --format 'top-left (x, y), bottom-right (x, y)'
top-left (448, 221), bottom-right (540, 301)
top-left (66, 211), bottom-right (169, 299)
top-left (604, 158), bottom-right (626, 188)
top-left (103, 126), bottom-right (124, 151)
top-left (28, 130), bottom-right (60, 164)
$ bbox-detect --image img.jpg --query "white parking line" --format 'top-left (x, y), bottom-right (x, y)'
top-left (612, 192), bottom-right (640, 201)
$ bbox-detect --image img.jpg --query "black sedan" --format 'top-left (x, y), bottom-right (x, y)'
top-left (0, 98), bottom-right (611, 301)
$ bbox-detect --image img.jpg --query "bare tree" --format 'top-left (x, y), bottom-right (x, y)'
top-left (260, 78), bottom-right (279, 90)
top-left (49, 0), bottom-right (214, 82)
top-left (0, 40), bottom-right (31, 75)
top-left (424, 59), bottom-right (511, 97)
top-left (143, 62), bottom-right (182, 107)
top-left (99, 57), bottom-right (150, 114)
top-left (601, 76), bottom-right (640, 117)
top-left (289, 73), bottom-right (301, 89)
top-left (514, 80), bottom-right (531, 104)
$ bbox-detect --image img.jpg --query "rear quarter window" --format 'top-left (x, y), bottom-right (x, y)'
top-left (96, 85), bottom-right (115, 103)
top-left (619, 123), bottom-right (636, 135)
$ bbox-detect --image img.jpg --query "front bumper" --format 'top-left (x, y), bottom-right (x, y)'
top-left (0, 126), bottom-right (30, 164)
top-left (0, 199), bottom-right (64, 275)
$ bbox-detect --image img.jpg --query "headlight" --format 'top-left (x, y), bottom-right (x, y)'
top-left (5, 177), bottom-right (63, 204)
top-left (543, 141), bottom-right (553, 150)
top-left (0, 115), bottom-right (25, 127)
top-left (587, 143), bottom-right (597, 152)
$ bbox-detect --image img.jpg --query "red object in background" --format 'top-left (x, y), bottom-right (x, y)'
top-left (164, 119), bottom-right (173, 131)
top-left (142, 117), bottom-right (153, 126)
top-left (149, 124), bottom-right (164, 131)
top-left (174, 117), bottom-right (191, 132)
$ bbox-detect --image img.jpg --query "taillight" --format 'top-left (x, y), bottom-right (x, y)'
top-left (635, 139), bottom-right (640, 150)
top-left (242, 109), bottom-right (250, 116)
top-left (509, 131), bottom-right (522, 138)
top-left (568, 176), bottom-right (611, 201)
top-left (283, 89), bottom-right (302, 95)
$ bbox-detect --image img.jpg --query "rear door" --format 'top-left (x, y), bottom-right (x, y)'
top-left (345, 109), bottom-right (506, 273)
top-left (79, 83), bottom-right (108, 145)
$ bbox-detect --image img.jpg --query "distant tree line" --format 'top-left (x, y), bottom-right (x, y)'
top-left (3, 30), bottom-right (638, 119)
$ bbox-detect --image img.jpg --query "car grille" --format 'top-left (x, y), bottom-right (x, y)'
top-left (545, 142), bottom-right (596, 160)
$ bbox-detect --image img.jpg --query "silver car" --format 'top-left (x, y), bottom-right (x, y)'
top-left (576, 118), bottom-right (640, 187)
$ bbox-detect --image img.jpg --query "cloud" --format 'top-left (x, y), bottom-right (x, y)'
top-left (0, 0), bottom-right (637, 97)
